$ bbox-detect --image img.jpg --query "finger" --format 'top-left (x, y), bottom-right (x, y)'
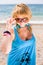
top-left (7, 18), bottom-right (15, 24)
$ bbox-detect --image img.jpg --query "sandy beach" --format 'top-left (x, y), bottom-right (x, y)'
top-left (0, 23), bottom-right (43, 65)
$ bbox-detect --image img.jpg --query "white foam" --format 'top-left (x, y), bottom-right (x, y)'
top-left (0, 20), bottom-right (43, 24)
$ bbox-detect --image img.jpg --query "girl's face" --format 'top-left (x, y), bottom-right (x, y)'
top-left (15, 14), bottom-right (29, 27)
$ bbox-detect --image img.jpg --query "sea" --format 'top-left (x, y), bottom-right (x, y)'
top-left (0, 4), bottom-right (43, 20)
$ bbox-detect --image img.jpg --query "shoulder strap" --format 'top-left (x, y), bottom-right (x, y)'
top-left (25, 23), bottom-right (32, 33)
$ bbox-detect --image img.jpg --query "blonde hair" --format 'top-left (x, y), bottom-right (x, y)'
top-left (12, 3), bottom-right (32, 20)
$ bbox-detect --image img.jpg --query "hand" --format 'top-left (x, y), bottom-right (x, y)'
top-left (7, 17), bottom-right (16, 25)
top-left (4, 18), bottom-right (15, 41)
top-left (6, 18), bottom-right (16, 29)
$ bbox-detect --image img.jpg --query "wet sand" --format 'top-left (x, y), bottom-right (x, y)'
top-left (0, 24), bottom-right (43, 65)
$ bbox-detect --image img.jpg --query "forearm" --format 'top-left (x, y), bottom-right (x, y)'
top-left (0, 34), bottom-right (13, 55)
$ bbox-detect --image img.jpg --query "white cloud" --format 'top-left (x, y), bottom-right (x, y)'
top-left (0, 0), bottom-right (43, 4)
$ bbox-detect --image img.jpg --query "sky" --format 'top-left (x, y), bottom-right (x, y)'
top-left (0, 0), bottom-right (43, 4)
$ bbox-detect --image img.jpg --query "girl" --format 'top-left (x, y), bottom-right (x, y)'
top-left (0, 3), bottom-right (36, 65)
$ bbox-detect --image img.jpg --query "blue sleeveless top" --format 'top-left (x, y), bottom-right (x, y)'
top-left (7, 27), bottom-right (36, 65)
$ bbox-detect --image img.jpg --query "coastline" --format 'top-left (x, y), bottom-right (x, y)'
top-left (0, 16), bottom-right (43, 24)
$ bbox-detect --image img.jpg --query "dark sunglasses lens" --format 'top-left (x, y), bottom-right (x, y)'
top-left (15, 18), bottom-right (20, 21)
top-left (15, 17), bottom-right (28, 22)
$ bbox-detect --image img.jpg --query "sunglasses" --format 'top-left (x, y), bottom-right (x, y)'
top-left (15, 17), bottom-right (29, 22)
